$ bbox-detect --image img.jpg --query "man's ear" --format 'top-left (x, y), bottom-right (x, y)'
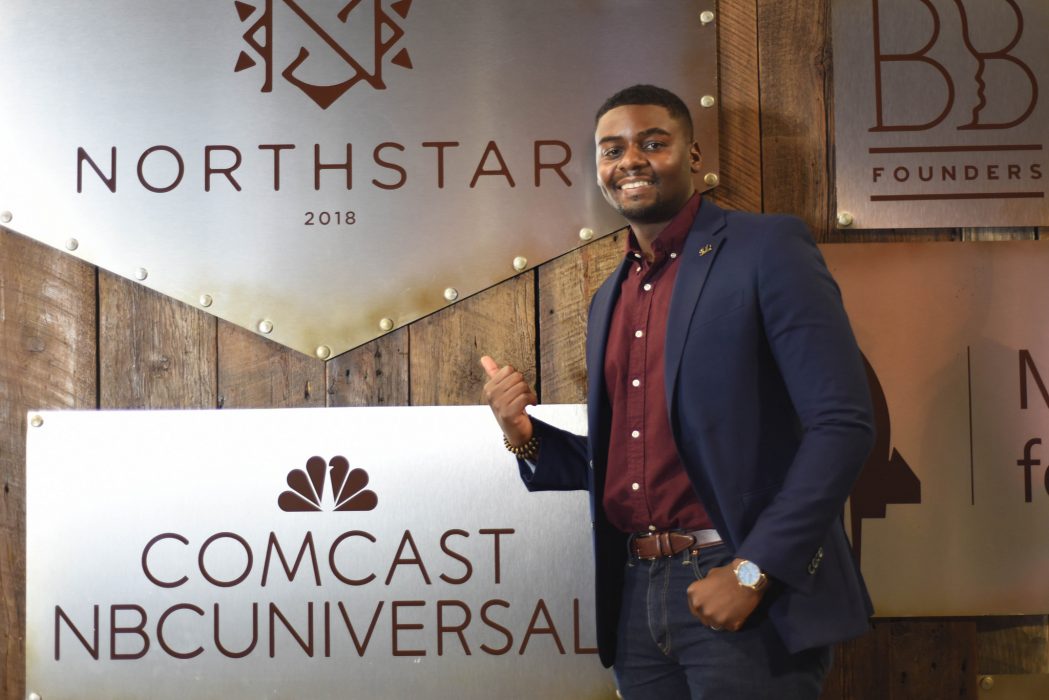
top-left (690, 141), bottom-right (703, 173)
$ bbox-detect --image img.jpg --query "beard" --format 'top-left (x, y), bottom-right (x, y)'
top-left (612, 186), bottom-right (681, 224)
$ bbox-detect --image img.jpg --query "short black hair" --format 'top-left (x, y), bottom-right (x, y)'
top-left (595, 84), bottom-right (694, 138)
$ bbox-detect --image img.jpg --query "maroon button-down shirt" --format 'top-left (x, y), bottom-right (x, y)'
top-left (602, 192), bottom-right (714, 534)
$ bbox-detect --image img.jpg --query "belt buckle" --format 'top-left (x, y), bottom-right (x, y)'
top-left (633, 530), bottom-right (694, 560)
top-left (631, 532), bottom-right (658, 561)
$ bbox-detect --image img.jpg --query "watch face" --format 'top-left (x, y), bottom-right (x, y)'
top-left (737, 561), bottom-right (761, 586)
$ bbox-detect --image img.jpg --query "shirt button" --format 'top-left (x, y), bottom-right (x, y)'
top-left (643, 283), bottom-right (652, 291)
top-left (631, 378), bottom-right (640, 387)
top-left (648, 524), bottom-right (657, 532)
top-left (631, 482), bottom-right (640, 491)
top-left (631, 430), bottom-right (640, 438)
top-left (669, 252), bottom-right (678, 259)
top-left (634, 330), bottom-right (643, 338)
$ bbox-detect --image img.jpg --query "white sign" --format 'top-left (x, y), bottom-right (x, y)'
top-left (26, 405), bottom-right (616, 699)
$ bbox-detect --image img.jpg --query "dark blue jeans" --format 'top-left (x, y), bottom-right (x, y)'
top-left (614, 543), bottom-right (832, 699)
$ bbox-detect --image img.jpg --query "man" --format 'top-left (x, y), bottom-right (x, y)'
top-left (481, 85), bottom-right (874, 698)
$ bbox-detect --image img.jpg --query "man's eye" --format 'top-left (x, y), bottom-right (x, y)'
top-left (603, 147), bottom-right (621, 158)
top-left (643, 141), bottom-right (665, 150)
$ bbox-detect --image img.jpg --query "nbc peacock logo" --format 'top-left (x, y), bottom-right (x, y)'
top-left (278, 455), bottom-right (378, 512)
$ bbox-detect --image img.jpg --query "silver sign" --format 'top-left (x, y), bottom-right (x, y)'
top-left (832, 0), bottom-right (1049, 229)
top-left (26, 404), bottom-right (616, 699)
top-left (0, 1), bottom-right (719, 356)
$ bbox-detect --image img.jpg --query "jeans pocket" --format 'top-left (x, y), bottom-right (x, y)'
top-left (689, 543), bottom-right (731, 580)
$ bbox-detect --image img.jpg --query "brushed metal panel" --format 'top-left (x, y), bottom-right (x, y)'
top-left (831, 0), bottom-right (1048, 229)
top-left (26, 404), bottom-right (616, 699)
top-left (0, 0), bottom-right (719, 356)
top-left (978, 674), bottom-right (1049, 699)
top-left (825, 240), bottom-right (1049, 616)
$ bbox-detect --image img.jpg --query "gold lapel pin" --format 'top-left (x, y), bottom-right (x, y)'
top-left (699, 244), bottom-right (713, 257)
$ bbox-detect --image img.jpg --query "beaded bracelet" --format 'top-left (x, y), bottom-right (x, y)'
top-left (503, 434), bottom-right (540, 460)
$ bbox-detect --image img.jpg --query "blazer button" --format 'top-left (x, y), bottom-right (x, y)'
top-left (808, 547), bottom-right (824, 574)
top-left (588, 460), bottom-right (594, 469)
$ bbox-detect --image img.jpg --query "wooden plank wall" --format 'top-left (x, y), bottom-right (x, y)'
top-left (2, 1), bottom-right (1046, 697)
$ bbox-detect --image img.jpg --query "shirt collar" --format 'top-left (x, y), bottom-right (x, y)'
top-left (625, 192), bottom-right (701, 264)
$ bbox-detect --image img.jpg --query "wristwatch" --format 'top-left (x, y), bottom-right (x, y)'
top-left (733, 559), bottom-right (768, 591)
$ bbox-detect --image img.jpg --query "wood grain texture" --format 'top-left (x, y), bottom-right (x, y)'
top-left (711, 0), bottom-right (762, 214)
top-left (538, 232), bottom-right (624, 404)
top-left (757, 0), bottom-right (833, 238)
top-left (0, 228), bottom-right (97, 700)
top-left (822, 627), bottom-right (891, 700)
top-left (976, 616), bottom-right (1049, 674)
top-left (884, 620), bottom-right (977, 699)
top-left (825, 228), bottom-right (959, 244)
top-left (409, 274), bottom-right (535, 407)
top-left (825, 621), bottom-right (978, 700)
top-left (327, 327), bottom-right (409, 407)
top-left (961, 227), bottom-right (1038, 242)
top-left (216, 320), bottom-right (325, 408)
top-left (99, 270), bottom-right (216, 409)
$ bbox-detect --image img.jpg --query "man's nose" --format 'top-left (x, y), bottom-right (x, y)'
top-left (618, 143), bottom-right (647, 171)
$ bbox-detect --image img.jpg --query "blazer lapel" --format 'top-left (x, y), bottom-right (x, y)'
top-left (587, 256), bottom-right (630, 446)
top-left (665, 198), bottom-right (728, 417)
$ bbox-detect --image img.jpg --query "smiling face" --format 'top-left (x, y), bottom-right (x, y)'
top-left (595, 104), bottom-right (701, 228)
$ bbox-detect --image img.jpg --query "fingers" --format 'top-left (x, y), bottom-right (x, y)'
top-left (686, 576), bottom-right (749, 632)
top-left (479, 358), bottom-right (537, 406)
top-left (480, 355), bottom-right (500, 378)
top-left (479, 356), bottom-right (537, 446)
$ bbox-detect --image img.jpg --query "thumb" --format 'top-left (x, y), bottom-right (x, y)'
top-left (479, 355), bottom-right (500, 378)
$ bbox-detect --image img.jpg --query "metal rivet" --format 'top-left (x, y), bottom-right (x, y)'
top-left (700, 10), bottom-right (715, 24)
top-left (258, 320), bottom-right (273, 334)
top-left (579, 227), bottom-right (595, 241)
top-left (837, 211), bottom-right (854, 228)
top-left (0, 211), bottom-right (11, 224)
top-left (134, 267), bottom-right (148, 281)
top-left (512, 256), bottom-right (528, 272)
top-left (30, 415), bottom-right (44, 428)
top-left (700, 95), bottom-right (716, 108)
top-left (198, 294), bottom-right (213, 308)
top-left (28, 693), bottom-right (42, 700)
top-left (379, 317), bottom-right (394, 332)
top-left (979, 676), bottom-right (994, 691)
top-left (65, 238), bottom-right (79, 251)
top-left (703, 172), bottom-right (720, 186)
top-left (443, 287), bottom-right (459, 302)
top-left (315, 345), bottom-right (332, 360)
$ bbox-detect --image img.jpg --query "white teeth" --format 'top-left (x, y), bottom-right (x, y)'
top-left (620, 181), bottom-right (650, 190)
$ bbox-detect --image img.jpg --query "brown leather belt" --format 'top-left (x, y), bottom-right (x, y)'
top-left (630, 529), bottom-right (723, 560)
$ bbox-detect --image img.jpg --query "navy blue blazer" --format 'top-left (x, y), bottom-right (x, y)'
top-left (521, 198), bottom-right (875, 668)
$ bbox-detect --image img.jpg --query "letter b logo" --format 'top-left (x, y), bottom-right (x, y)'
top-left (870, 0), bottom-right (1038, 132)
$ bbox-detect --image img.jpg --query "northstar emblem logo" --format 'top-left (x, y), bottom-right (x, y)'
top-left (279, 455), bottom-right (379, 511)
top-left (234, 0), bottom-right (414, 109)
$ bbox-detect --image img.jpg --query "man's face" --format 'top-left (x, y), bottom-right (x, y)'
top-left (594, 104), bottom-right (701, 225)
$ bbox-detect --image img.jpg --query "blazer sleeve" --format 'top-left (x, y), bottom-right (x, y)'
top-left (514, 416), bottom-right (590, 492)
top-left (735, 217), bottom-right (875, 593)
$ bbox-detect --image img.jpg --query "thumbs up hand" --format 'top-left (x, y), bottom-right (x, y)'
top-left (480, 355), bottom-right (537, 448)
